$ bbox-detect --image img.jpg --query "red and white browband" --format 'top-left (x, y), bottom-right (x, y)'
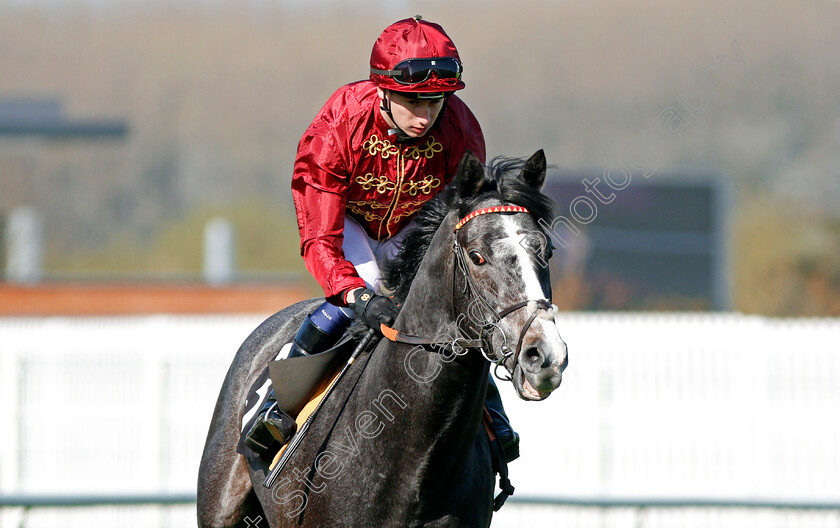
top-left (454, 206), bottom-right (530, 232)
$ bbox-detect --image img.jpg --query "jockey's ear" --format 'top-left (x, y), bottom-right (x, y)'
top-left (454, 150), bottom-right (485, 198)
top-left (520, 149), bottom-right (547, 190)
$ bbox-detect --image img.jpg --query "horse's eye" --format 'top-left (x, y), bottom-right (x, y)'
top-left (469, 250), bottom-right (486, 265)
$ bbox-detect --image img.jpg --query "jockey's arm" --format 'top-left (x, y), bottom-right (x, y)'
top-left (292, 129), bottom-right (366, 306)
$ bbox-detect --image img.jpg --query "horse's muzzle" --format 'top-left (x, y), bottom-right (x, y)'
top-left (512, 311), bottom-right (567, 401)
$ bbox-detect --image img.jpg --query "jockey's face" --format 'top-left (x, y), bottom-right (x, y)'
top-left (378, 89), bottom-right (445, 138)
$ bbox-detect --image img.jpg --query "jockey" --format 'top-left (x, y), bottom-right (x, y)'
top-left (246, 15), bottom-right (520, 463)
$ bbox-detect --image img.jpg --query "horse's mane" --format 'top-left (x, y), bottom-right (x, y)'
top-left (382, 156), bottom-right (556, 305)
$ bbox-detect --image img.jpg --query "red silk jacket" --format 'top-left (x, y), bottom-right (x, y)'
top-left (292, 80), bottom-right (486, 304)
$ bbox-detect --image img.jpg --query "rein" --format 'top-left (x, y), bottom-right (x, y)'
top-left (381, 205), bottom-right (551, 380)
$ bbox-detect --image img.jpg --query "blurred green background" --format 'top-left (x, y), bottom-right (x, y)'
top-left (1, 0), bottom-right (839, 315)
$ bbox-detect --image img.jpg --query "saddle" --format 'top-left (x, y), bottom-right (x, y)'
top-left (268, 337), bottom-right (355, 417)
top-left (267, 360), bottom-right (347, 471)
top-left (237, 336), bottom-right (355, 457)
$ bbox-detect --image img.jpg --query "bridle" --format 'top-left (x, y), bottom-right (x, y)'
top-left (381, 205), bottom-right (553, 381)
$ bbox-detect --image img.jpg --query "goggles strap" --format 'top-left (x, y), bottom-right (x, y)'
top-left (370, 67), bottom-right (401, 77)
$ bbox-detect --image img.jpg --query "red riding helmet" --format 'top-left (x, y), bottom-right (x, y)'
top-left (370, 15), bottom-right (466, 94)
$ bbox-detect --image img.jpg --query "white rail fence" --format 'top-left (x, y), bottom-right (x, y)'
top-left (1, 313), bottom-right (839, 527)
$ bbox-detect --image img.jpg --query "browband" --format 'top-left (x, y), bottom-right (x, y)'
top-left (454, 206), bottom-right (530, 232)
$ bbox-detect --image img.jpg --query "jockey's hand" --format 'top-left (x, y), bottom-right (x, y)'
top-left (347, 288), bottom-right (397, 331)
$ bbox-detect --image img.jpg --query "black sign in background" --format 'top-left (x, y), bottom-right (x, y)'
top-left (542, 168), bottom-right (730, 311)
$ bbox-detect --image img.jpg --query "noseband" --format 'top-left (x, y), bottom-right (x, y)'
top-left (382, 205), bottom-right (552, 381)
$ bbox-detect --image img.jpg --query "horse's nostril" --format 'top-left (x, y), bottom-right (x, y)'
top-left (523, 347), bottom-right (541, 366)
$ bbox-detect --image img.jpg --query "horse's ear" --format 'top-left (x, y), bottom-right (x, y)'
top-left (520, 149), bottom-right (547, 190)
top-left (454, 150), bottom-right (486, 198)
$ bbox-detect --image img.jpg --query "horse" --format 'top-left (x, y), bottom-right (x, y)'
top-left (198, 150), bottom-right (569, 528)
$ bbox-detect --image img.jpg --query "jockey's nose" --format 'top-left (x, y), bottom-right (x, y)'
top-left (415, 103), bottom-right (432, 123)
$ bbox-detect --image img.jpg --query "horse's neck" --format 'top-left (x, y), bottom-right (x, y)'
top-left (377, 214), bottom-right (490, 457)
top-left (394, 212), bottom-right (457, 336)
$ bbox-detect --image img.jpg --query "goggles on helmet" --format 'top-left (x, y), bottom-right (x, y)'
top-left (370, 57), bottom-right (462, 86)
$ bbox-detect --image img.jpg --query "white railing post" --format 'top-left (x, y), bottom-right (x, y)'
top-left (5, 206), bottom-right (43, 284)
top-left (203, 218), bottom-right (235, 285)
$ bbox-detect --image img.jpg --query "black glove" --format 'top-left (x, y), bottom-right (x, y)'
top-left (348, 288), bottom-right (398, 331)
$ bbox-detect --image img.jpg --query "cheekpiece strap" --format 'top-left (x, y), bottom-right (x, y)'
top-left (454, 206), bottom-right (529, 232)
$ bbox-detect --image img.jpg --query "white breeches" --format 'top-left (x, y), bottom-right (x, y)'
top-left (341, 216), bottom-right (410, 294)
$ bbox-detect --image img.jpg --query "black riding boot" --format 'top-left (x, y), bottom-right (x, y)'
top-left (485, 375), bottom-right (520, 463)
top-left (244, 302), bottom-right (355, 456)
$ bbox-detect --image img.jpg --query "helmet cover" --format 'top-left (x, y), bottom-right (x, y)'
top-left (370, 16), bottom-right (465, 93)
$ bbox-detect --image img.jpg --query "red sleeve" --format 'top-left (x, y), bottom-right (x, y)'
top-left (291, 103), bottom-right (367, 305)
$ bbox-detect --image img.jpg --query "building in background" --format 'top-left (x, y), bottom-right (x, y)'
top-left (0, 97), bottom-right (129, 283)
top-left (543, 167), bottom-right (730, 311)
